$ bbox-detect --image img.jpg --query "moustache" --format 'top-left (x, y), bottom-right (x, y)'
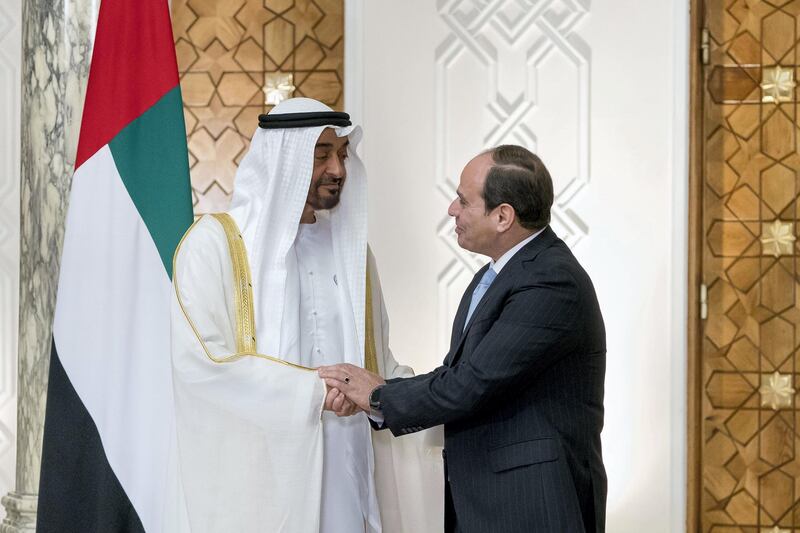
top-left (317, 176), bottom-right (343, 187)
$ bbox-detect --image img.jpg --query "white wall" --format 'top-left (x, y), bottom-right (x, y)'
top-left (347, 0), bottom-right (689, 530)
top-left (0, 0), bottom-right (20, 501)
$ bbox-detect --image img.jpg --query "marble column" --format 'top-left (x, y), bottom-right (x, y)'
top-left (0, 0), bottom-right (94, 531)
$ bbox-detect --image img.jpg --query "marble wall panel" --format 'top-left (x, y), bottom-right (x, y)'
top-left (15, 0), bottom-right (94, 496)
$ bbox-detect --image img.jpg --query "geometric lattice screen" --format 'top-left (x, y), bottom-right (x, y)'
top-left (700, 1), bottom-right (800, 531)
top-left (171, 0), bottom-right (344, 214)
top-left (431, 0), bottom-right (591, 355)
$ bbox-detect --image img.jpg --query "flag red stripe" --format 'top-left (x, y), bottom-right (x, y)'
top-left (75, 0), bottom-right (179, 169)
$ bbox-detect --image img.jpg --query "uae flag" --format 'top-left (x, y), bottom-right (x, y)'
top-left (37, 0), bottom-right (193, 531)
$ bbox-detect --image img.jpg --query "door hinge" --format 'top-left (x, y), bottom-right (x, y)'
top-left (700, 283), bottom-right (708, 320)
top-left (701, 28), bottom-right (710, 65)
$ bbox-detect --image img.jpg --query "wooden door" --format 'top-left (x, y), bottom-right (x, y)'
top-left (693, 0), bottom-right (800, 531)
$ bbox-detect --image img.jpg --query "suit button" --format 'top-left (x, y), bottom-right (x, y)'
top-left (442, 449), bottom-right (447, 459)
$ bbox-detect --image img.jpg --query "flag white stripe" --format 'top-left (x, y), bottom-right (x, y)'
top-left (53, 145), bottom-right (175, 532)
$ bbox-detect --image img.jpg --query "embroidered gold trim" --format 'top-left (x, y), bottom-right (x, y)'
top-left (364, 267), bottom-right (379, 374)
top-left (172, 215), bottom-right (315, 372)
top-left (211, 213), bottom-right (257, 354)
top-left (173, 217), bottom-right (382, 375)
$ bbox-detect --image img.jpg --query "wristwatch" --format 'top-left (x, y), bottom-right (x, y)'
top-left (369, 385), bottom-right (384, 417)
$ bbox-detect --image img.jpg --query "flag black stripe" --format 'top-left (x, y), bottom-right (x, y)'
top-left (37, 338), bottom-right (145, 533)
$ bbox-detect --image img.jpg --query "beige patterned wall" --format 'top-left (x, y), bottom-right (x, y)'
top-left (171, 0), bottom-right (344, 214)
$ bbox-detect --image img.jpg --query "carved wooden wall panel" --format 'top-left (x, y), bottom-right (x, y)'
top-left (699, 1), bottom-right (800, 531)
top-left (171, 0), bottom-right (344, 214)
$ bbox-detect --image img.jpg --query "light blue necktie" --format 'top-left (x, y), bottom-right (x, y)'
top-left (463, 267), bottom-right (497, 330)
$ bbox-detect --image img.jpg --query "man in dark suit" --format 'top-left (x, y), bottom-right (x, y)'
top-left (320, 144), bottom-right (606, 533)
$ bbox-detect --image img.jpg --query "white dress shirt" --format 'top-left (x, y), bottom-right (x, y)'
top-left (295, 213), bottom-right (372, 533)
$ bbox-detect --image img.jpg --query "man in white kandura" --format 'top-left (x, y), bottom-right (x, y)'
top-left (169, 97), bottom-right (442, 532)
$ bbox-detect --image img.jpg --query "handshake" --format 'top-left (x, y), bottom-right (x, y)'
top-left (317, 363), bottom-right (386, 417)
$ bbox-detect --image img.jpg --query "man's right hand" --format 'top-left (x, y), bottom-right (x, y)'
top-left (323, 386), bottom-right (361, 417)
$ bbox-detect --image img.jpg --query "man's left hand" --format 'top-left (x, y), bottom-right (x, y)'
top-left (323, 387), bottom-right (360, 417)
top-left (318, 364), bottom-right (386, 412)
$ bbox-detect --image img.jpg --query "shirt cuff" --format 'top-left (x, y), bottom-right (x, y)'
top-left (368, 411), bottom-right (385, 427)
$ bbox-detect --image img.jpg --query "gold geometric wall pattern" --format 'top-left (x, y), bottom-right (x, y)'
top-left (699, 1), bottom-right (800, 531)
top-left (172, 0), bottom-right (344, 214)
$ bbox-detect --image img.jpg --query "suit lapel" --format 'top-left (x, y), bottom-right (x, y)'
top-left (446, 227), bottom-right (557, 367)
top-left (445, 265), bottom-right (488, 365)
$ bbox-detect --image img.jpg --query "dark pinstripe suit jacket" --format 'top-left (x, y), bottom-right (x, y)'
top-left (379, 227), bottom-right (606, 533)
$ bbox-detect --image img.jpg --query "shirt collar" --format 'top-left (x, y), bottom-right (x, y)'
top-left (489, 226), bottom-right (546, 274)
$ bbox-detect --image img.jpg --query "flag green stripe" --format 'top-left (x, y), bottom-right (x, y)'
top-left (109, 86), bottom-right (193, 278)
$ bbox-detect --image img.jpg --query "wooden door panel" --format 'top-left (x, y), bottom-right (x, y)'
top-left (698, 1), bottom-right (800, 531)
top-left (170, 0), bottom-right (345, 215)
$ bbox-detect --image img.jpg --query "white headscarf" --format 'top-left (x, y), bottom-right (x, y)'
top-left (227, 98), bottom-right (368, 367)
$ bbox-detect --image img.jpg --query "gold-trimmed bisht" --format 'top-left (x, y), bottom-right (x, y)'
top-left (173, 214), bottom-right (379, 373)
